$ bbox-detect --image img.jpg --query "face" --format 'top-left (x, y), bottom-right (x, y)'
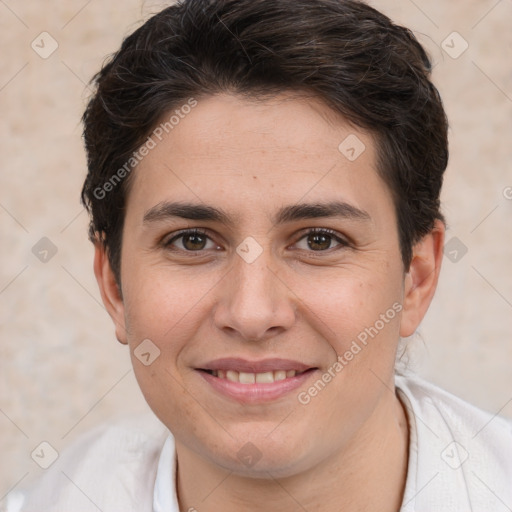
top-left (96, 93), bottom-right (440, 478)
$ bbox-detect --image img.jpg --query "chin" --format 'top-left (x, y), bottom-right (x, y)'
top-left (203, 430), bottom-right (319, 479)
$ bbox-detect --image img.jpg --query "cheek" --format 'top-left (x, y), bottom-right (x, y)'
top-left (294, 269), bottom-right (403, 351)
top-left (291, 273), bottom-right (404, 426)
top-left (121, 261), bottom-right (216, 342)
top-left (130, 351), bottom-right (205, 446)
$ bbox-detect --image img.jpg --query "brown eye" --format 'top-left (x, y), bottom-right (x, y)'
top-left (182, 232), bottom-right (208, 250)
top-left (308, 232), bottom-right (334, 251)
top-left (294, 229), bottom-right (348, 252)
top-left (165, 229), bottom-right (217, 251)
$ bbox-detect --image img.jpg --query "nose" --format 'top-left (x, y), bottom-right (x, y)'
top-left (213, 248), bottom-right (296, 342)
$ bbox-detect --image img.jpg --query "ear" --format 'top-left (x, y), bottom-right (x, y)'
top-left (93, 240), bottom-right (128, 344)
top-left (400, 220), bottom-right (445, 337)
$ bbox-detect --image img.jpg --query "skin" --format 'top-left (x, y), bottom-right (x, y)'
top-left (95, 93), bottom-right (444, 511)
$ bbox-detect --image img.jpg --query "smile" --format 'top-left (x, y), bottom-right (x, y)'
top-left (196, 358), bottom-right (318, 403)
top-left (204, 369), bottom-right (306, 384)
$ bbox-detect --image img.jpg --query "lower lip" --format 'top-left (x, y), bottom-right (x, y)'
top-left (197, 369), bottom-right (317, 404)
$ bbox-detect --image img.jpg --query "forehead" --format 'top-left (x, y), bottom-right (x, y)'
top-left (125, 93), bottom-right (392, 221)
top-left (154, 93), bottom-right (365, 163)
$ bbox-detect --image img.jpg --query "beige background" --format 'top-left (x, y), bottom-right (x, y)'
top-left (1, 0), bottom-right (511, 499)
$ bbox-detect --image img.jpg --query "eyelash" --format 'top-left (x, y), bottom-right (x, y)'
top-left (162, 227), bottom-right (350, 253)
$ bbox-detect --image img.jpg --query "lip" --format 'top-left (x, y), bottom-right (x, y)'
top-left (196, 358), bottom-right (318, 404)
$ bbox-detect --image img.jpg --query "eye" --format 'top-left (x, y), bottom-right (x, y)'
top-left (294, 228), bottom-right (349, 251)
top-left (165, 229), bottom-right (219, 251)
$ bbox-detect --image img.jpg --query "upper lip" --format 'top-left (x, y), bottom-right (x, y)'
top-left (197, 358), bottom-right (315, 373)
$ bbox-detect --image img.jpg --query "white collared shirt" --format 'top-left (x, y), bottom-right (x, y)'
top-left (4, 374), bottom-right (512, 511)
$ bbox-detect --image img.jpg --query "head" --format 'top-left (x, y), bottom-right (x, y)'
top-left (83, 0), bottom-right (447, 478)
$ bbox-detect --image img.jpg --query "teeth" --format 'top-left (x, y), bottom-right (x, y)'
top-left (211, 369), bottom-right (299, 384)
top-left (255, 371), bottom-right (274, 384)
top-left (239, 372), bottom-right (256, 384)
top-left (226, 370), bottom-right (238, 382)
top-left (274, 370), bottom-right (287, 381)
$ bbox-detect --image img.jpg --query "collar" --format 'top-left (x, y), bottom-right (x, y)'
top-left (153, 435), bottom-right (180, 512)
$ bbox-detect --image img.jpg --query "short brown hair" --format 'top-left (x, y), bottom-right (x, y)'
top-left (81, 0), bottom-right (449, 283)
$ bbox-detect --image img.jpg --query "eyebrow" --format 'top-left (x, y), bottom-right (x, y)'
top-left (142, 200), bottom-right (371, 226)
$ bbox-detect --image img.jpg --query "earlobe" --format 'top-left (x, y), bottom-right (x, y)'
top-left (399, 220), bottom-right (445, 337)
top-left (93, 240), bottom-right (128, 344)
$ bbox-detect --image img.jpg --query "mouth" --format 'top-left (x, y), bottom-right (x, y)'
top-left (195, 358), bottom-right (318, 403)
top-left (199, 368), bottom-right (310, 384)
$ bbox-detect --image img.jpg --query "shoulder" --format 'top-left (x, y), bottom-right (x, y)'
top-left (4, 414), bottom-right (169, 512)
top-left (396, 373), bottom-right (512, 511)
top-left (396, 372), bottom-right (512, 448)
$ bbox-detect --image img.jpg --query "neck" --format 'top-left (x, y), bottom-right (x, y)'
top-left (175, 389), bottom-right (409, 512)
